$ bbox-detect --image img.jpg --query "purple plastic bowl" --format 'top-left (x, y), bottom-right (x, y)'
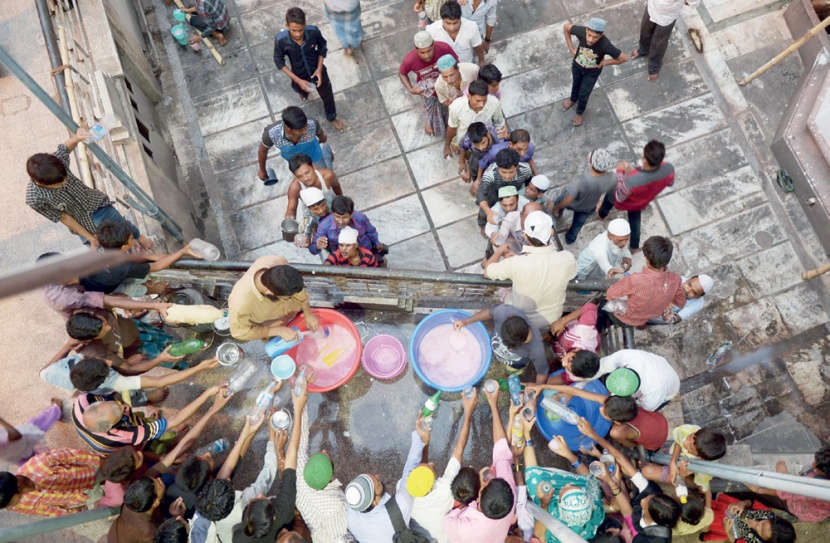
top-left (362, 335), bottom-right (407, 380)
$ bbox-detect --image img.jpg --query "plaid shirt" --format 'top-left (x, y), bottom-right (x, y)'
top-left (72, 393), bottom-right (168, 454)
top-left (606, 266), bottom-right (685, 326)
top-left (195, 0), bottom-right (230, 35)
top-left (9, 448), bottom-right (99, 517)
top-left (325, 246), bottom-right (379, 267)
top-left (25, 144), bottom-right (112, 235)
top-left (310, 211), bottom-right (379, 255)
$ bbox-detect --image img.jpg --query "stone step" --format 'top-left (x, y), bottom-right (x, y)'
top-left (721, 443), bottom-right (754, 468)
top-left (751, 453), bottom-right (816, 475)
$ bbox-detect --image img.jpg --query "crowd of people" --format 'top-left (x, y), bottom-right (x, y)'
top-left (6, 0), bottom-right (829, 542)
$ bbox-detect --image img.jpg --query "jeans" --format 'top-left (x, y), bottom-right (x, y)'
top-left (570, 63), bottom-right (601, 115)
top-left (598, 192), bottom-right (643, 249)
top-left (552, 190), bottom-right (592, 245)
top-left (637, 6), bottom-right (676, 75)
top-left (291, 66), bottom-right (338, 122)
top-left (83, 205), bottom-right (140, 245)
top-left (316, 142), bottom-right (334, 171)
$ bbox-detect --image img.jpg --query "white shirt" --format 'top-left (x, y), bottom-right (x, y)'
top-left (576, 231), bottom-right (632, 281)
top-left (410, 457), bottom-right (461, 543)
top-left (461, 0), bottom-right (498, 36)
top-left (483, 196), bottom-right (530, 239)
top-left (426, 18), bottom-right (483, 64)
top-left (597, 349), bottom-right (680, 411)
top-left (448, 95), bottom-right (505, 146)
top-left (647, 0), bottom-right (700, 26)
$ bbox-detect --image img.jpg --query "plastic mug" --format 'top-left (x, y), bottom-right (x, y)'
top-left (294, 233), bottom-right (309, 248)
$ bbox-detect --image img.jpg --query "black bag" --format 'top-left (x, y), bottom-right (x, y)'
top-left (385, 496), bottom-right (430, 543)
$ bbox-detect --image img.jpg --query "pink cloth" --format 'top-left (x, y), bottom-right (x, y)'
top-left (777, 470), bottom-right (830, 522)
top-left (99, 480), bottom-right (126, 508)
top-left (43, 283), bottom-right (106, 320)
top-left (554, 303), bottom-right (600, 358)
top-left (444, 439), bottom-right (516, 543)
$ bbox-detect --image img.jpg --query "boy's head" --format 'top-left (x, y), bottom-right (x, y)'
top-left (154, 518), bottom-right (189, 543)
top-left (466, 122), bottom-right (491, 150)
top-left (331, 195), bottom-right (355, 228)
top-left (285, 7), bottom-right (306, 41)
top-left (197, 479), bottom-right (236, 521)
top-left (0, 472), bottom-right (19, 509)
top-left (602, 395), bottom-right (638, 422)
top-left (260, 265), bottom-right (304, 300)
top-left (69, 357), bottom-right (112, 391)
top-left (643, 236), bottom-right (673, 270)
top-left (124, 477), bottom-right (163, 513)
top-left (643, 140), bottom-right (666, 168)
top-left (500, 316), bottom-right (530, 350)
top-left (495, 148), bottom-right (521, 181)
top-left (479, 478), bottom-right (514, 520)
top-left (691, 428), bottom-right (727, 460)
top-left (562, 349), bottom-right (600, 379)
top-left (478, 64), bottom-right (502, 95)
top-left (241, 497), bottom-right (277, 538)
top-left (767, 517), bottom-right (797, 543)
top-left (450, 467), bottom-right (480, 505)
top-left (176, 455), bottom-right (214, 495)
top-left (508, 129), bottom-right (531, 159)
top-left (101, 447), bottom-right (143, 483)
top-left (97, 219), bottom-right (134, 250)
top-left (642, 493), bottom-right (680, 528)
top-left (66, 311), bottom-right (108, 341)
top-left (27, 153), bottom-right (67, 186)
top-left (281, 106), bottom-right (308, 134)
top-left (814, 444), bottom-right (830, 475)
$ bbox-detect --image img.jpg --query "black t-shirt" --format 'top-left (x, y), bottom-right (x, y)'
top-left (231, 468), bottom-right (297, 543)
top-left (81, 261), bottom-right (151, 293)
top-left (569, 26), bottom-right (622, 70)
top-left (631, 481), bottom-right (672, 543)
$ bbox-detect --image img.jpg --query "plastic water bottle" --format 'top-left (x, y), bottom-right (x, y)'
top-left (189, 238), bottom-right (221, 261)
top-left (604, 298), bottom-right (628, 315)
top-left (540, 396), bottom-right (579, 424)
top-left (484, 379), bottom-right (498, 394)
top-left (85, 115), bottom-right (119, 143)
top-left (600, 449), bottom-right (617, 474)
top-left (730, 516), bottom-right (742, 540)
top-left (507, 374), bottom-right (522, 407)
top-left (417, 9), bottom-right (427, 27)
top-left (227, 359), bottom-right (258, 394)
top-left (674, 475), bottom-right (688, 504)
top-left (421, 391), bottom-right (442, 418)
top-left (462, 386), bottom-right (475, 399)
top-left (167, 338), bottom-right (204, 357)
top-left (294, 371), bottom-right (308, 397)
top-left (249, 382), bottom-right (279, 424)
top-left (706, 341), bottom-right (733, 372)
top-left (195, 438), bottom-right (228, 456)
top-left (511, 414), bottom-right (524, 447)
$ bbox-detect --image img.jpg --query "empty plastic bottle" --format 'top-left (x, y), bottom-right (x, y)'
top-left (227, 359), bottom-right (257, 394)
top-left (600, 449), bottom-right (617, 474)
top-left (167, 338), bottom-right (204, 357)
top-left (421, 391), bottom-right (442, 418)
top-left (604, 298), bottom-right (628, 315)
top-left (507, 374), bottom-right (522, 407)
top-left (540, 396), bottom-right (579, 424)
top-left (195, 438), bottom-right (228, 456)
top-left (511, 414), bottom-right (524, 447)
top-left (294, 372), bottom-right (308, 397)
top-left (589, 461), bottom-right (605, 477)
top-left (675, 475), bottom-right (688, 504)
top-left (249, 382), bottom-right (279, 424)
top-left (189, 238), bottom-right (220, 261)
top-left (85, 115), bottom-right (119, 143)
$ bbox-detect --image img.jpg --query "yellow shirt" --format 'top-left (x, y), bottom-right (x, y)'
top-left (672, 507), bottom-right (714, 536)
top-left (228, 256), bottom-right (309, 341)
top-left (672, 424), bottom-right (715, 491)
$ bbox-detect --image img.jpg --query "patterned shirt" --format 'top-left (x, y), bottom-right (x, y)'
top-left (25, 144), bottom-right (112, 235)
top-left (9, 448), bottom-right (99, 517)
top-left (311, 211), bottom-right (379, 255)
top-left (325, 246), bottom-right (380, 267)
top-left (262, 118), bottom-right (325, 163)
top-left (777, 469), bottom-right (830, 522)
top-left (72, 393), bottom-right (168, 454)
top-left (195, 0), bottom-right (230, 35)
top-left (476, 162), bottom-right (533, 207)
top-left (606, 266), bottom-right (685, 326)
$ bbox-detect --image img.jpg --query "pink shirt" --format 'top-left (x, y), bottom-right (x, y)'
top-left (443, 439), bottom-right (516, 543)
top-left (777, 470), bottom-right (830, 522)
top-left (43, 283), bottom-right (105, 320)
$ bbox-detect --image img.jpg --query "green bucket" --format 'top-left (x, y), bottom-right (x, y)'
top-left (171, 24), bottom-right (189, 46)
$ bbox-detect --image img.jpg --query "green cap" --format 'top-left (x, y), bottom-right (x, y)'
top-left (303, 453), bottom-right (334, 490)
top-left (606, 368), bottom-right (640, 397)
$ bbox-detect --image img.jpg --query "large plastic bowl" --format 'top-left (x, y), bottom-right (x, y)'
top-left (285, 309), bottom-right (362, 392)
top-left (409, 309), bottom-right (492, 392)
top-left (535, 370), bottom-right (612, 452)
top-left (362, 335), bottom-right (407, 380)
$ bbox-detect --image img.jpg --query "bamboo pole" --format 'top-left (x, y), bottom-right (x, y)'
top-left (171, 0), bottom-right (225, 66)
top-left (803, 262), bottom-right (830, 280)
top-left (738, 15), bottom-right (830, 85)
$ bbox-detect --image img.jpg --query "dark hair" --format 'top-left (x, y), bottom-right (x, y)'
top-left (642, 236), bottom-right (673, 269)
top-left (647, 494), bottom-right (680, 528)
top-left (450, 467), bottom-right (480, 505)
top-left (814, 444), bottom-right (830, 475)
top-left (495, 148), bottom-right (520, 169)
top-left (27, 153), bottom-right (67, 185)
top-left (479, 63), bottom-right (503, 84)
top-left (693, 428), bottom-right (727, 460)
top-left (590, 534), bottom-right (625, 543)
top-left (66, 311), bottom-right (105, 341)
top-left (467, 80), bottom-right (489, 98)
top-left (466, 122), bottom-right (490, 145)
top-left (510, 129), bottom-right (531, 144)
top-left (176, 456), bottom-right (213, 495)
top-left (196, 479), bottom-right (236, 521)
top-left (125, 478), bottom-right (158, 513)
top-left (501, 316), bottom-right (529, 350)
top-left (70, 357), bottom-right (111, 391)
top-left (260, 265), bottom-right (305, 298)
top-left (679, 490), bottom-right (705, 525)
top-left (241, 498), bottom-right (276, 538)
top-left (288, 153), bottom-right (314, 174)
top-left (570, 350), bottom-right (600, 378)
top-left (331, 195), bottom-right (355, 216)
top-left (480, 478), bottom-right (514, 519)
top-left (285, 7), bottom-right (306, 25)
top-left (154, 518), bottom-right (188, 543)
top-left (0, 472), bottom-right (19, 509)
top-left (440, 0), bottom-right (462, 20)
top-left (603, 395), bottom-right (638, 422)
top-left (96, 219), bottom-right (133, 249)
top-left (768, 517), bottom-right (796, 543)
top-left (101, 447), bottom-right (139, 483)
top-left (281, 106), bottom-right (308, 131)
top-left (525, 236), bottom-right (546, 247)
top-left (643, 140), bottom-right (666, 167)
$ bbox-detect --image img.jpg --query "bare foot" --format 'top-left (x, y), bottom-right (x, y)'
top-left (137, 235), bottom-right (155, 252)
top-left (214, 32), bottom-right (228, 46)
top-left (631, 247), bottom-right (642, 254)
top-left (344, 47), bottom-right (353, 56)
top-left (562, 99), bottom-right (575, 112)
top-left (572, 114), bottom-right (583, 127)
top-left (479, 227), bottom-right (487, 239)
top-left (50, 398), bottom-right (64, 420)
top-left (146, 387), bottom-right (170, 405)
top-left (329, 118), bottom-right (346, 133)
top-left (630, 48), bottom-right (643, 59)
top-left (424, 123), bottom-right (435, 136)
top-left (647, 73), bottom-right (659, 81)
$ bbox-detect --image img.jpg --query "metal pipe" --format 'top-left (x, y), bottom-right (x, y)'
top-left (648, 453), bottom-right (830, 501)
top-left (0, 506), bottom-right (119, 543)
top-left (56, 24), bottom-right (94, 188)
top-left (0, 44), bottom-right (184, 242)
top-left (525, 501), bottom-right (588, 543)
top-left (34, 0), bottom-right (71, 114)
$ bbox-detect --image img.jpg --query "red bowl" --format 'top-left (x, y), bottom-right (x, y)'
top-left (285, 308), bottom-right (362, 392)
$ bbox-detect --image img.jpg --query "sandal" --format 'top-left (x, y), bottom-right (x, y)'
top-left (776, 169), bottom-right (794, 192)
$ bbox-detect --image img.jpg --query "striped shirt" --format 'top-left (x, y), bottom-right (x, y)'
top-left (72, 393), bottom-right (168, 454)
top-left (25, 144), bottom-right (112, 235)
top-left (195, 0), bottom-right (230, 34)
top-left (476, 162), bottom-right (533, 207)
top-left (9, 448), bottom-right (99, 516)
top-left (606, 266), bottom-right (685, 326)
top-left (647, 0), bottom-right (700, 26)
top-left (324, 246), bottom-right (380, 267)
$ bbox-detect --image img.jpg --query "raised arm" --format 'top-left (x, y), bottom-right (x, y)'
top-left (216, 415), bottom-right (265, 480)
top-left (147, 244), bottom-right (199, 273)
top-left (166, 386), bottom-right (217, 429)
top-left (526, 384), bottom-right (608, 406)
top-left (453, 307), bottom-right (492, 331)
top-left (485, 386), bottom-right (507, 444)
top-left (139, 358), bottom-right (219, 389)
top-left (284, 386), bottom-right (307, 470)
top-left (451, 389), bottom-right (477, 462)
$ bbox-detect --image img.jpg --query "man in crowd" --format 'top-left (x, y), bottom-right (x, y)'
top-left (461, 0), bottom-right (498, 47)
top-left (520, 174), bottom-right (551, 207)
top-left (595, 349), bottom-right (681, 412)
top-left (323, 0), bottom-right (364, 56)
top-left (283, 153), bottom-right (342, 223)
top-left (576, 218), bottom-right (633, 280)
top-left (484, 186), bottom-right (527, 245)
top-left (446, 80), bottom-right (506, 159)
top-left (182, 0), bottom-right (230, 46)
top-left (476, 148), bottom-right (533, 237)
top-left (563, 18), bottom-right (627, 127)
top-left (549, 148), bottom-right (616, 245)
top-left (484, 211), bottom-right (577, 333)
top-left (311, 195), bottom-right (386, 261)
top-left (324, 226), bottom-right (383, 267)
top-left (631, 0), bottom-right (699, 81)
top-left (259, 106), bottom-right (333, 180)
top-left (427, 1), bottom-right (485, 65)
top-left (274, 7), bottom-right (345, 132)
top-left (598, 140), bottom-right (674, 251)
top-left (297, 187), bottom-right (333, 262)
top-left (650, 274), bottom-right (714, 325)
top-left (228, 256), bottom-right (318, 342)
top-left (435, 54), bottom-right (479, 107)
top-left (399, 31), bottom-right (458, 136)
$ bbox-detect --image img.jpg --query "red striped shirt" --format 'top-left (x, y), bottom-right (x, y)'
top-left (324, 247), bottom-right (380, 267)
top-left (606, 267), bottom-right (685, 326)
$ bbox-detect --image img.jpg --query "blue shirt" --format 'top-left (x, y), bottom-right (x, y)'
top-left (261, 118), bottom-right (324, 163)
top-left (310, 211), bottom-right (380, 255)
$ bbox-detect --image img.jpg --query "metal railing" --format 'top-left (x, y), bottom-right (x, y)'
top-left (0, 506), bottom-right (118, 543)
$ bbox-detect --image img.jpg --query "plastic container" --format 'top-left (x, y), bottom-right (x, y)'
top-left (540, 395), bottom-right (579, 424)
top-left (213, 315), bottom-right (231, 337)
top-left (227, 359), bottom-right (258, 394)
top-left (250, 382), bottom-right (279, 424)
top-left (362, 334), bottom-right (407, 380)
top-left (270, 409), bottom-right (292, 431)
top-left (168, 339), bottom-right (204, 357)
top-left (165, 304), bottom-right (224, 325)
top-left (417, 9), bottom-right (427, 27)
top-left (508, 374), bottom-right (522, 407)
top-left (172, 8), bottom-right (187, 21)
top-left (85, 114), bottom-right (119, 143)
top-left (264, 167), bottom-right (279, 186)
top-left (265, 328), bottom-right (303, 358)
top-left (190, 238), bottom-right (221, 261)
top-left (600, 450), bottom-right (617, 474)
top-left (535, 370), bottom-right (612, 451)
top-left (217, 342), bottom-right (243, 366)
top-left (420, 391), bottom-right (442, 418)
top-left (171, 23), bottom-right (190, 46)
top-left (589, 461), bottom-right (605, 477)
top-left (462, 386), bottom-right (475, 399)
top-left (604, 298), bottom-right (628, 315)
top-left (196, 438), bottom-right (228, 456)
top-left (511, 415), bottom-right (524, 447)
top-left (484, 379), bottom-right (498, 394)
top-left (270, 355), bottom-right (297, 380)
top-left (675, 475), bottom-right (688, 504)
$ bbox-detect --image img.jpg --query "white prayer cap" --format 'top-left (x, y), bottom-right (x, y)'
top-left (698, 274), bottom-right (714, 294)
top-left (524, 211), bottom-right (553, 244)
top-left (338, 226), bottom-right (359, 245)
top-left (300, 187), bottom-right (325, 207)
top-left (529, 175), bottom-right (551, 191)
top-left (607, 218), bottom-right (631, 237)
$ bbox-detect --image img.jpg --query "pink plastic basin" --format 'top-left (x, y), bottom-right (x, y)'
top-left (362, 335), bottom-right (407, 380)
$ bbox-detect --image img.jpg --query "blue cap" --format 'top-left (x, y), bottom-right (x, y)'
top-left (436, 54), bottom-right (457, 71)
top-left (587, 18), bottom-right (606, 33)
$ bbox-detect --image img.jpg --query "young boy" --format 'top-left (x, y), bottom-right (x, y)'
top-left (466, 127), bottom-right (536, 197)
top-left (458, 122), bottom-right (501, 185)
top-left (25, 128), bottom-right (152, 250)
top-left (604, 236), bottom-right (685, 327)
top-left (507, 129), bottom-right (537, 176)
top-left (324, 227), bottom-right (382, 268)
top-left (476, 148), bottom-right (533, 235)
top-left (550, 302), bottom-right (600, 360)
top-left (643, 425), bottom-right (727, 493)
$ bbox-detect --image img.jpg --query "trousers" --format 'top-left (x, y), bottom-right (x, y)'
top-left (598, 192), bottom-right (643, 250)
top-left (291, 66), bottom-right (338, 122)
top-left (637, 7), bottom-right (676, 75)
top-left (569, 63), bottom-right (601, 115)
